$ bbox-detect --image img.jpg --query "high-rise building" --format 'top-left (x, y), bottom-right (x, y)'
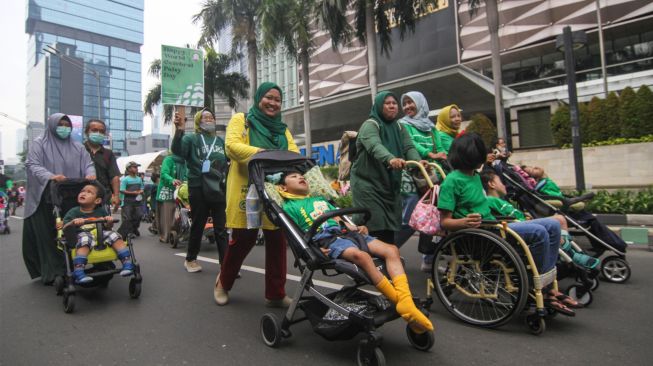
top-left (26, 121), bottom-right (45, 153)
top-left (25, 0), bottom-right (145, 156)
top-left (15, 129), bottom-right (26, 155)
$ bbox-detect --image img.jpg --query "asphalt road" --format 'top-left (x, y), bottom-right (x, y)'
top-left (2, 208), bottom-right (653, 366)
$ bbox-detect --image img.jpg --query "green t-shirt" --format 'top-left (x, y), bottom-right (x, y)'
top-left (282, 196), bottom-right (338, 233)
top-left (537, 178), bottom-right (563, 198)
top-left (486, 196), bottom-right (526, 221)
top-left (437, 170), bottom-right (494, 220)
top-left (436, 130), bottom-right (454, 154)
top-left (63, 206), bottom-right (109, 227)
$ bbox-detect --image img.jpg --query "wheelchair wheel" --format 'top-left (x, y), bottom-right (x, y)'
top-left (525, 314), bottom-right (545, 335)
top-left (260, 313), bottom-right (282, 347)
top-left (406, 325), bottom-right (434, 351)
top-left (432, 229), bottom-right (529, 328)
top-left (357, 343), bottom-right (385, 366)
top-left (566, 285), bottom-right (593, 307)
top-left (129, 277), bottom-right (142, 299)
top-left (601, 256), bottom-right (631, 283)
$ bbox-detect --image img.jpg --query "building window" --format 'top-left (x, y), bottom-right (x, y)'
top-left (517, 107), bottom-right (554, 149)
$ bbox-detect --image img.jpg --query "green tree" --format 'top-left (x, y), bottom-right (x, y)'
top-left (603, 91), bottom-right (622, 139)
top-left (17, 150), bottom-right (27, 164)
top-left (578, 101), bottom-right (590, 144)
top-left (322, 0), bottom-right (437, 100)
top-left (260, 0), bottom-right (320, 153)
top-left (585, 97), bottom-right (605, 143)
top-left (635, 85), bottom-right (653, 136)
top-left (619, 86), bottom-right (638, 138)
top-left (143, 49), bottom-right (249, 124)
top-left (193, 0), bottom-right (263, 105)
top-left (550, 104), bottom-right (571, 147)
top-left (466, 113), bottom-right (497, 150)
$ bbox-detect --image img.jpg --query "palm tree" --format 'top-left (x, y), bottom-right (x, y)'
top-left (143, 48), bottom-right (249, 125)
top-left (321, 0), bottom-right (436, 101)
top-left (260, 0), bottom-right (320, 154)
top-left (193, 0), bottom-right (263, 106)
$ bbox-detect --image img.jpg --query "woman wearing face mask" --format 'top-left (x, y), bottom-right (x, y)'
top-left (350, 91), bottom-right (424, 245)
top-left (84, 119), bottom-right (121, 210)
top-left (213, 82), bottom-right (299, 307)
top-left (172, 108), bottom-right (228, 273)
top-left (23, 113), bottom-right (96, 285)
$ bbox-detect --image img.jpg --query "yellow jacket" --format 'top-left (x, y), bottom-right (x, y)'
top-left (225, 113), bottom-right (299, 229)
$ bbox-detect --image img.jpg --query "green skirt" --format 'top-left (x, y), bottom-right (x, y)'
top-left (22, 196), bottom-right (64, 284)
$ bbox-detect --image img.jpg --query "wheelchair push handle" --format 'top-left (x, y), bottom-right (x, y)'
top-left (405, 160), bottom-right (447, 189)
top-left (305, 207), bottom-right (371, 241)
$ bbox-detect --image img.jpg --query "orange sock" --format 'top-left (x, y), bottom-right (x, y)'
top-left (392, 274), bottom-right (434, 334)
top-left (374, 276), bottom-right (397, 303)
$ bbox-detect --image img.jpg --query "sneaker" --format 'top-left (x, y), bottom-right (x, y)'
top-left (73, 269), bottom-right (93, 284)
top-left (184, 260), bottom-right (202, 273)
top-left (265, 296), bottom-right (293, 308)
top-left (214, 276), bottom-right (229, 306)
top-left (120, 262), bottom-right (135, 277)
top-left (420, 260), bottom-right (433, 273)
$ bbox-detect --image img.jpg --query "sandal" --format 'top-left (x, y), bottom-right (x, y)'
top-left (555, 293), bottom-right (584, 308)
top-left (544, 298), bottom-right (576, 316)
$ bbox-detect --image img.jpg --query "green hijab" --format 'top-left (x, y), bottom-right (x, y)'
top-left (170, 153), bottom-right (186, 181)
top-left (369, 91), bottom-right (403, 191)
top-left (369, 91), bottom-right (403, 160)
top-left (247, 82), bottom-right (288, 150)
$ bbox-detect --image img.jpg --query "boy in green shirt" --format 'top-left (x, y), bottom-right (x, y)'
top-left (278, 171), bottom-right (433, 334)
top-left (480, 170), bottom-right (599, 270)
top-left (58, 182), bottom-right (134, 284)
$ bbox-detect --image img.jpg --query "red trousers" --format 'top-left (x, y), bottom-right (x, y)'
top-left (219, 228), bottom-right (287, 300)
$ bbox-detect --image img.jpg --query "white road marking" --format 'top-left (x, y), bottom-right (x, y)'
top-left (9, 216), bottom-right (24, 220)
top-left (175, 253), bottom-right (380, 294)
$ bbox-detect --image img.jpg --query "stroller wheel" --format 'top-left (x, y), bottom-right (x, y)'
top-left (566, 285), bottom-right (593, 307)
top-left (129, 278), bottom-right (142, 299)
top-left (260, 313), bottom-right (282, 347)
top-left (356, 343), bottom-right (385, 366)
top-left (406, 324), bottom-right (434, 351)
top-left (63, 286), bottom-right (75, 313)
top-left (54, 276), bottom-right (65, 296)
top-left (169, 231), bottom-right (178, 249)
top-left (601, 256), bottom-right (631, 283)
top-left (589, 277), bottom-right (600, 291)
top-left (525, 315), bottom-right (545, 335)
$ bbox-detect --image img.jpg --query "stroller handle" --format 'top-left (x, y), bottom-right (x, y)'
top-left (62, 217), bottom-right (119, 229)
top-left (305, 208), bottom-right (371, 241)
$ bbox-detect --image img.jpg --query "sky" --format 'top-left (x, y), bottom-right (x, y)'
top-left (0, 0), bottom-right (203, 163)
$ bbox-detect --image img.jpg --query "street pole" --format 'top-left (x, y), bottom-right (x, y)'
top-left (562, 26), bottom-right (586, 192)
top-left (485, 0), bottom-right (508, 143)
top-left (595, 0), bottom-right (608, 97)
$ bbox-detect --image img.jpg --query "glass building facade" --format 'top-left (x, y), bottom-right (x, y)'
top-left (25, 0), bottom-right (144, 155)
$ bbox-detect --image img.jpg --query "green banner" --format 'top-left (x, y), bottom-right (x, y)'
top-left (161, 45), bottom-right (204, 106)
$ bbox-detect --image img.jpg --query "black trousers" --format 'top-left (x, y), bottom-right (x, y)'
top-left (186, 187), bottom-right (227, 263)
top-left (118, 204), bottom-right (142, 239)
top-left (369, 229), bottom-right (396, 245)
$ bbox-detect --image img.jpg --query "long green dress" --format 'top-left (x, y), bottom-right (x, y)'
top-left (351, 118), bottom-right (421, 233)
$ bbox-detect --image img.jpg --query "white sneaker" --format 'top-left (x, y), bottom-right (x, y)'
top-left (184, 260), bottom-right (202, 273)
top-left (420, 260), bottom-right (433, 273)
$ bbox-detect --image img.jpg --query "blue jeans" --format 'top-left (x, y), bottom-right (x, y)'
top-left (508, 218), bottom-right (560, 273)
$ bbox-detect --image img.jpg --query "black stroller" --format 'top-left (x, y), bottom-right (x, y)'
top-left (51, 179), bottom-right (142, 313)
top-left (249, 151), bottom-right (434, 366)
top-left (493, 162), bottom-right (630, 290)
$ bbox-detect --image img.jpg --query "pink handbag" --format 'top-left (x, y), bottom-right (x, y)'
top-left (409, 185), bottom-right (441, 235)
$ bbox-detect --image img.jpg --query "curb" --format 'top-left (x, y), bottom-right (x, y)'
top-left (596, 213), bottom-right (653, 227)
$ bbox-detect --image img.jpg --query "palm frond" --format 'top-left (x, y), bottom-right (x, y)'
top-left (143, 83), bottom-right (161, 117)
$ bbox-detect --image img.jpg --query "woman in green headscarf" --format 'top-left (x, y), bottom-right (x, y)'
top-left (214, 82), bottom-right (299, 307)
top-left (156, 153), bottom-right (188, 243)
top-left (351, 91), bottom-right (423, 244)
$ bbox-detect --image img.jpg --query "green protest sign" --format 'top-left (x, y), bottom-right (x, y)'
top-left (161, 45), bottom-right (204, 106)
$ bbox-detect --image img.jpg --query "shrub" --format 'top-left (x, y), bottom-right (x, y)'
top-left (585, 97), bottom-right (605, 143)
top-left (560, 134), bottom-right (653, 148)
top-left (583, 187), bottom-right (653, 214)
top-left (635, 85), bottom-right (653, 136)
top-left (551, 104), bottom-right (571, 146)
top-left (619, 86), bottom-right (639, 138)
top-left (319, 165), bottom-right (339, 181)
top-left (466, 113), bottom-right (498, 151)
top-left (334, 192), bottom-right (353, 208)
top-left (603, 91), bottom-right (622, 139)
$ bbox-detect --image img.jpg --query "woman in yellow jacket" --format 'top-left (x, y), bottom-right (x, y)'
top-left (214, 82), bottom-right (298, 306)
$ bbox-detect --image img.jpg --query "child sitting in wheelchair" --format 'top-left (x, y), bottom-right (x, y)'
top-left (481, 170), bottom-right (600, 271)
top-left (57, 182), bottom-right (134, 284)
top-left (437, 133), bottom-right (580, 315)
top-left (277, 171), bottom-right (434, 334)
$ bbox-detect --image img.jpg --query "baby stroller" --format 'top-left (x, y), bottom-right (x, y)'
top-left (493, 161), bottom-right (630, 288)
top-left (250, 151), bottom-right (434, 366)
top-left (0, 193), bottom-right (9, 234)
top-left (168, 186), bottom-right (192, 248)
top-left (51, 179), bottom-right (142, 313)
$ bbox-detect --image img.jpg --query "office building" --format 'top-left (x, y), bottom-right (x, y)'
top-left (25, 0), bottom-right (145, 156)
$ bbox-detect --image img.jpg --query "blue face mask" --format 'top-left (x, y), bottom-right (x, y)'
top-left (56, 126), bottom-right (72, 139)
top-left (88, 132), bottom-right (105, 144)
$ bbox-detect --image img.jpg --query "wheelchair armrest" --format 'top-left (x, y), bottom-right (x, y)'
top-left (305, 207), bottom-right (371, 242)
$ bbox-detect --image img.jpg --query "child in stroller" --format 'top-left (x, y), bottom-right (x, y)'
top-left (277, 170), bottom-right (433, 334)
top-left (57, 182), bottom-right (134, 284)
top-left (168, 183), bottom-right (192, 248)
